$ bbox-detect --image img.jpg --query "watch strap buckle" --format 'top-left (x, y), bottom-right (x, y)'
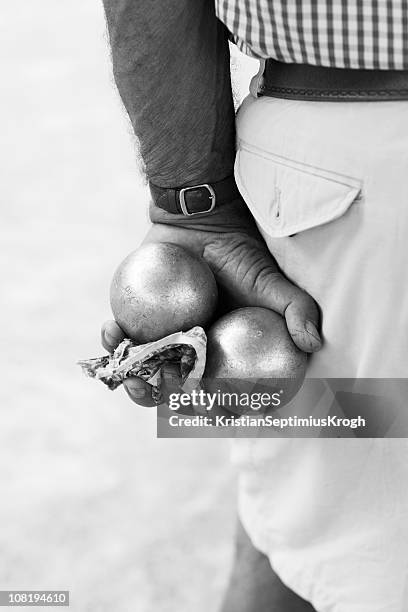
top-left (179, 184), bottom-right (216, 216)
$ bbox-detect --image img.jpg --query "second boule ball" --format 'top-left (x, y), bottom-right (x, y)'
top-left (204, 307), bottom-right (307, 413)
top-left (110, 242), bottom-right (218, 343)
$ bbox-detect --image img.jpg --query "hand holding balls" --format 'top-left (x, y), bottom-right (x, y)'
top-left (109, 242), bottom-right (307, 411)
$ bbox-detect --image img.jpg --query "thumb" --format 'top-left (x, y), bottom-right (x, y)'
top-left (101, 319), bottom-right (126, 353)
top-left (253, 271), bottom-right (322, 353)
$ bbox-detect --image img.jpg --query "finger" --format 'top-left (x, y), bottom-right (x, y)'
top-left (161, 363), bottom-right (194, 414)
top-left (161, 363), bottom-right (183, 396)
top-left (124, 377), bottom-right (156, 407)
top-left (285, 298), bottom-right (322, 353)
top-left (258, 273), bottom-right (322, 353)
top-left (101, 319), bottom-right (126, 353)
top-left (124, 365), bottom-right (184, 409)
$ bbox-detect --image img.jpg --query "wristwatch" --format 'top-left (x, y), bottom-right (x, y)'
top-left (149, 175), bottom-right (240, 216)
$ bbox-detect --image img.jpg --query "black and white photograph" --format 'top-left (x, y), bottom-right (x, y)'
top-left (2, 1), bottom-right (408, 611)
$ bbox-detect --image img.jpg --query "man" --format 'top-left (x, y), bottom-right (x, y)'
top-left (100, 2), bottom-right (408, 610)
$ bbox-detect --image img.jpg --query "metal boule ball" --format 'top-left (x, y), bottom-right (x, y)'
top-left (203, 307), bottom-right (307, 415)
top-left (110, 242), bottom-right (218, 343)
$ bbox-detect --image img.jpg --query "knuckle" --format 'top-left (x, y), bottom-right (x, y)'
top-left (292, 287), bottom-right (317, 310)
top-left (251, 266), bottom-right (282, 292)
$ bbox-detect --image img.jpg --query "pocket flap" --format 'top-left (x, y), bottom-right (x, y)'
top-left (235, 143), bottom-right (362, 238)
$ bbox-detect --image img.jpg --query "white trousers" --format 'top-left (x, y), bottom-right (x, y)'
top-left (233, 94), bottom-right (408, 611)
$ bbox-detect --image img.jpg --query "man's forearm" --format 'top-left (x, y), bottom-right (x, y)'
top-left (103, 0), bottom-right (236, 187)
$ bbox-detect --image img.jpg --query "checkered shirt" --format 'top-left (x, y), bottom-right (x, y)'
top-left (215, 0), bottom-right (408, 70)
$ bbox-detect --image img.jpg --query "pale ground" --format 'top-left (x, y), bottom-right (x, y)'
top-left (0, 3), bottom-right (258, 611)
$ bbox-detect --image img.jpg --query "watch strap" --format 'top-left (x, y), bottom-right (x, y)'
top-left (149, 176), bottom-right (240, 216)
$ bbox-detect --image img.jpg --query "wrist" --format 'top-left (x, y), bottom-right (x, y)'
top-left (149, 195), bottom-right (257, 234)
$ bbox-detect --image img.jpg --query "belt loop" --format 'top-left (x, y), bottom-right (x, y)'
top-left (249, 59), bottom-right (266, 98)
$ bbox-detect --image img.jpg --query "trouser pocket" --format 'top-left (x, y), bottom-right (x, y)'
top-left (235, 141), bottom-right (362, 239)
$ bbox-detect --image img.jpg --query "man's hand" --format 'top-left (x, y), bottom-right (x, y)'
top-left (101, 197), bottom-right (322, 406)
top-left (100, 0), bottom-right (322, 408)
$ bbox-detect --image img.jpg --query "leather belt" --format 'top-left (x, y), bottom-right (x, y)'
top-left (261, 59), bottom-right (408, 102)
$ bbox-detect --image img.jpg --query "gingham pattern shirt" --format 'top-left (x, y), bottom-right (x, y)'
top-left (215, 0), bottom-right (408, 70)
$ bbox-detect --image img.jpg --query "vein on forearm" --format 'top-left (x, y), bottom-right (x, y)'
top-left (103, 0), bottom-right (236, 187)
